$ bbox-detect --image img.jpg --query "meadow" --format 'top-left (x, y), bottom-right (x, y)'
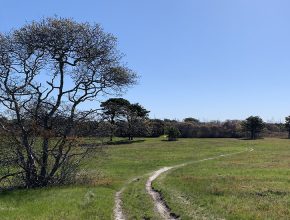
top-left (0, 138), bottom-right (289, 219)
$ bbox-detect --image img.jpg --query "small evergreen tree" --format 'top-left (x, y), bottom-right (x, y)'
top-left (124, 103), bottom-right (150, 140)
top-left (166, 126), bottom-right (181, 141)
top-left (284, 116), bottom-right (290, 138)
top-left (101, 98), bottom-right (130, 141)
top-left (242, 116), bottom-right (265, 139)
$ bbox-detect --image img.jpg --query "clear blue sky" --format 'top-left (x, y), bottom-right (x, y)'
top-left (1, 0), bottom-right (290, 122)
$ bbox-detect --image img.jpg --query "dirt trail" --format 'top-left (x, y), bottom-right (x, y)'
top-left (146, 148), bottom-right (254, 220)
top-left (146, 167), bottom-right (177, 219)
top-left (114, 187), bottom-right (126, 220)
top-left (114, 148), bottom-right (254, 220)
top-left (114, 177), bottom-right (139, 220)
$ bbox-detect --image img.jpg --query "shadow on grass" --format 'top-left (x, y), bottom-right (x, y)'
top-left (239, 137), bottom-right (264, 140)
top-left (106, 139), bottom-right (145, 145)
top-left (0, 185), bottom-right (59, 198)
top-left (161, 139), bottom-right (178, 142)
top-left (80, 140), bottom-right (145, 147)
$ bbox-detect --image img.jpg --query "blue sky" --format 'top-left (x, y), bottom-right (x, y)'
top-left (1, 0), bottom-right (290, 121)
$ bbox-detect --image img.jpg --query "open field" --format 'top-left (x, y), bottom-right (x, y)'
top-left (154, 138), bottom-right (290, 219)
top-left (0, 138), bottom-right (290, 219)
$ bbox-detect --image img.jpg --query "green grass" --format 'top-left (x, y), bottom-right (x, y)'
top-left (0, 186), bottom-right (114, 220)
top-left (0, 138), bottom-right (289, 219)
top-left (119, 138), bottom-right (246, 219)
top-left (154, 138), bottom-right (290, 220)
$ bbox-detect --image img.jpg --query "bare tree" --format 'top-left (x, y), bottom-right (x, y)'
top-left (0, 18), bottom-right (136, 188)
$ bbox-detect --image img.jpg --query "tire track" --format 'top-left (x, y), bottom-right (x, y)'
top-left (114, 177), bottom-right (139, 220)
top-left (146, 148), bottom-right (254, 220)
top-left (114, 187), bottom-right (126, 220)
top-left (114, 147), bottom-right (254, 220)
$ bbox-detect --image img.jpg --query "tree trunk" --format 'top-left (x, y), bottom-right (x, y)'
top-left (251, 130), bottom-right (255, 140)
top-left (110, 116), bottom-right (115, 142)
top-left (22, 134), bottom-right (38, 188)
top-left (40, 138), bottom-right (49, 186)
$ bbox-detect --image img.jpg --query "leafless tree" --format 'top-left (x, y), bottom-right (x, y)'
top-left (0, 18), bottom-right (136, 188)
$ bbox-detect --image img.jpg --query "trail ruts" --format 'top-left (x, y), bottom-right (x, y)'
top-left (146, 148), bottom-right (254, 219)
top-left (114, 148), bottom-right (254, 220)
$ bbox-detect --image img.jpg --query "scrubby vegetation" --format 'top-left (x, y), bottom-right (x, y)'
top-left (58, 115), bottom-right (287, 139)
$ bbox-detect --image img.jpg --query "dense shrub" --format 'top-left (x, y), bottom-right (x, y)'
top-left (166, 126), bottom-right (181, 141)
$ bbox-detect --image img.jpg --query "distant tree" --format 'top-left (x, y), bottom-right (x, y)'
top-left (125, 103), bottom-right (150, 140)
top-left (0, 18), bottom-right (136, 189)
top-left (285, 116), bottom-right (290, 138)
top-left (198, 125), bottom-right (211, 138)
top-left (101, 98), bottom-right (130, 141)
top-left (164, 119), bottom-right (178, 123)
top-left (183, 117), bottom-right (200, 124)
top-left (73, 120), bottom-right (99, 137)
top-left (149, 119), bottom-right (165, 137)
top-left (242, 116), bottom-right (265, 139)
top-left (166, 126), bottom-right (181, 141)
top-left (95, 120), bottom-right (112, 143)
top-left (176, 122), bottom-right (198, 138)
top-left (222, 120), bottom-right (243, 138)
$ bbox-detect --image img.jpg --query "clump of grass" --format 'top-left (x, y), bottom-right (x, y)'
top-left (80, 190), bottom-right (96, 209)
top-left (206, 184), bottom-right (225, 196)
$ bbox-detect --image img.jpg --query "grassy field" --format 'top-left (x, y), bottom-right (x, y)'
top-left (0, 138), bottom-right (289, 219)
top-left (154, 138), bottom-right (290, 220)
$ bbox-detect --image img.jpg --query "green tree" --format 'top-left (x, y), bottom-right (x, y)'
top-left (284, 116), bottom-right (290, 138)
top-left (183, 117), bottom-right (200, 124)
top-left (101, 98), bottom-right (130, 141)
top-left (166, 126), bottom-right (181, 141)
top-left (242, 116), bottom-right (265, 139)
top-left (125, 103), bottom-right (150, 140)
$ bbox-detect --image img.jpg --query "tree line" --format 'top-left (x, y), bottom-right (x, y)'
top-left (60, 103), bottom-right (289, 141)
